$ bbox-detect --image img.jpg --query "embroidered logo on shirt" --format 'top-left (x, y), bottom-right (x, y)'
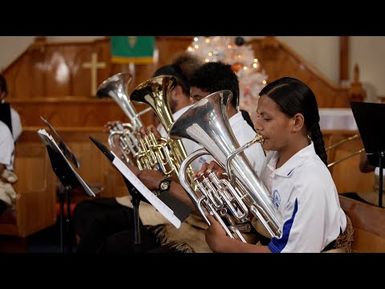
top-left (272, 189), bottom-right (281, 209)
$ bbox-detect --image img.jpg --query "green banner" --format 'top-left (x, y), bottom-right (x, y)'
top-left (110, 36), bottom-right (155, 64)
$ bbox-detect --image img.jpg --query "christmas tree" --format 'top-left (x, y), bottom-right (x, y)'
top-left (187, 36), bottom-right (268, 120)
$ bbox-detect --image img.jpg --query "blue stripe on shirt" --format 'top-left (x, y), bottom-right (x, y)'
top-left (268, 198), bottom-right (298, 253)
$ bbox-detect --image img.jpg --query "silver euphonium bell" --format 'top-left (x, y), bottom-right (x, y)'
top-left (170, 90), bottom-right (283, 241)
top-left (130, 75), bottom-right (192, 178)
top-left (97, 72), bottom-right (152, 164)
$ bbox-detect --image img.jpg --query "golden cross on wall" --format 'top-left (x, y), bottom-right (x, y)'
top-left (82, 52), bottom-right (106, 96)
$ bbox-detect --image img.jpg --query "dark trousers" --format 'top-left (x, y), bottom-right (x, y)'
top-left (72, 198), bottom-right (180, 253)
top-left (0, 199), bottom-right (7, 216)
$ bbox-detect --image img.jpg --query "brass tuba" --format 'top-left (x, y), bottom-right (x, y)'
top-left (97, 72), bottom-right (152, 164)
top-left (130, 75), bottom-right (192, 178)
top-left (170, 90), bottom-right (283, 241)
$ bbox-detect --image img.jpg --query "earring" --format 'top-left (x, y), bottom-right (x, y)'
top-left (307, 134), bottom-right (312, 143)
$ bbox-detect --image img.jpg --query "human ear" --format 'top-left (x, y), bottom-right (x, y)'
top-left (169, 85), bottom-right (180, 101)
top-left (291, 113), bottom-right (305, 132)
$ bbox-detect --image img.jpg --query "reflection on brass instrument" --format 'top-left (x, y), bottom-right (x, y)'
top-left (327, 148), bottom-right (365, 168)
top-left (326, 134), bottom-right (364, 168)
top-left (326, 134), bottom-right (359, 151)
top-left (130, 75), bottom-right (192, 178)
top-left (170, 90), bottom-right (283, 242)
top-left (97, 72), bottom-right (152, 164)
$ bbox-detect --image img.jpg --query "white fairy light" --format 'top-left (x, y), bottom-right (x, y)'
top-left (187, 36), bottom-right (268, 120)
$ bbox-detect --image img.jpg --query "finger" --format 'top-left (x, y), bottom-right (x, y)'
top-left (139, 127), bottom-right (146, 136)
top-left (148, 125), bottom-right (161, 138)
top-left (127, 163), bottom-right (140, 176)
top-left (210, 161), bottom-right (225, 177)
top-left (195, 162), bottom-right (209, 178)
top-left (207, 161), bottom-right (217, 175)
top-left (206, 214), bottom-right (217, 226)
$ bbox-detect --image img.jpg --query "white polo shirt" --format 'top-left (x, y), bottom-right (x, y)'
top-left (260, 142), bottom-right (347, 253)
top-left (11, 107), bottom-right (22, 141)
top-left (157, 104), bottom-right (204, 171)
top-left (0, 121), bottom-right (15, 170)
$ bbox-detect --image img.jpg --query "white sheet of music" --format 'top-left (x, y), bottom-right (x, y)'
top-left (111, 151), bottom-right (181, 229)
top-left (37, 128), bottom-right (96, 197)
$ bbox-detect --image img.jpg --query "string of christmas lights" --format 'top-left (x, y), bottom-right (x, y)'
top-left (187, 36), bottom-right (268, 119)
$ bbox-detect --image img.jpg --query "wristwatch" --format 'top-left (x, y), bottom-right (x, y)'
top-left (158, 176), bottom-right (172, 193)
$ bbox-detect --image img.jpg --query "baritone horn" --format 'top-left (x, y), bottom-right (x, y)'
top-left (97, 72), bottom-right (152, 163)
top-left (130, 75), bottom-right (193, 179)
top-left (170, 90), bottom-right (283, 241)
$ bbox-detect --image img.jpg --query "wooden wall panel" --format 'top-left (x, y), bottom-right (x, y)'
top-left (8, 98), bottom-right (154, 128)
top-left (251, 38), bottom-right (350, 108)
top-left (4, 36), bottom-right (352, 108)
top-left (4, 37), bottom-right (194, 100)
top-left (5, 40), bottom-right (115, 98)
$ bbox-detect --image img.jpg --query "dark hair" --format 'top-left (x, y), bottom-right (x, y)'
top-left (153, 65), bottom-right (190, 95)
top-left (153, 53), bottom-right (201, 96)
top-left (171, 52), bottom-right (202, 81)
top-left (189, 62), bottom-right (240, 109)
top-left (259, 77), bottom-right (327, 165)
top-left (0, 74), bottom-right (8, 96)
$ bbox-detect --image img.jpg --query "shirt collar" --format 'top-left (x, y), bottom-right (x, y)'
top-left (173, 104), bottom-right (193, 119)
top-left (267, 142), bottom-right (316, 177)
top-left (229, 111), bottom-right (243, 125)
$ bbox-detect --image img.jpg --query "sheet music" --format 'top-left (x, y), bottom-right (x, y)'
top-left (40, 116), bottom-right (80, 168)
top-left (110, 151), bottom-right (181, 228)
top-left (37, 129), bottom-right (96, 197)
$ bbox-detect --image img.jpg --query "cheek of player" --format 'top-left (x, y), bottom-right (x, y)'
top-left (254, 96), bottom-right (293, 151)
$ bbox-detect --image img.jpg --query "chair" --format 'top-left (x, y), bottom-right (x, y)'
top-left (0, 141), bottom-right (57, 238)
top-left (339, 195), bottom-right (385, 252)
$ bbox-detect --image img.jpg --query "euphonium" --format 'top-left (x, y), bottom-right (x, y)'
top-left (170, 90), bottom-right (283, 241)
top-left (130, 75), bottom-right (191, 178)
top-left (97, 72), bottom-right (152, 164)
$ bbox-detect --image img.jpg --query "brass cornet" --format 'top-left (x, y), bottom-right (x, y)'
top-left (170, 90), bottom-right (283, 242)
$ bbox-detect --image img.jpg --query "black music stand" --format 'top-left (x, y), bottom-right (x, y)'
top-left (89, 137), bottom-right (191, 251)
top-left (351, 102), bottom-right (385, 208)
top-left (38, 129), bottom-right (96, 253)
top-left (89, 137), bottom-right (145, 249)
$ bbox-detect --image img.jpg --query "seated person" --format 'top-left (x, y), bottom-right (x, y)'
top-left (0, 74), bottom-right (22, 141)
top-left (0, 121), bottom-right (17, 215)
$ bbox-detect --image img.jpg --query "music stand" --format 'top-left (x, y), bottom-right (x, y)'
top-left (89, 137), bottom-right (189, 251)
top-left (38, 129), bottom-right (96, 253)
top-left (351, 101), bottom-right (385, 207)
top-left (89, 137), bottom-right (146, 248)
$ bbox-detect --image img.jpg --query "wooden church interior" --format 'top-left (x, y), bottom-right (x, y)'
top-left (0, 36), bottom-right (384, 252)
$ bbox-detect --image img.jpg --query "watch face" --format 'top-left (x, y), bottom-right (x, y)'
top-left (160, 179), bottom-right (170, 191)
